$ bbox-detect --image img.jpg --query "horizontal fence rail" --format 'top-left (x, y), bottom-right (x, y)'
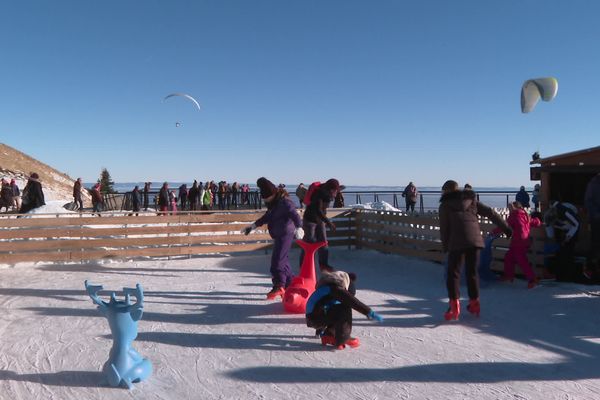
top-left (2, 207), bottom-right (587, 280)
top-left (353, 209), bottom-right (549, 275)
top-left (0, 209), bottom-right (355, 264)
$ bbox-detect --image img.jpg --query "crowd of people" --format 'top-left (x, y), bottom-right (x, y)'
top-left (0, 173), bottom-right (45, 215)
top-left (0, 178), bottom-right (21, 212)
top-left (138, 181), bottom-right (254, 213)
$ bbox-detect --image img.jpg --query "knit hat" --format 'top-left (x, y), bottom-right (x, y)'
top-left (324, 178), bottom-right (340, 192)
top-left (257, 177), bottom-right (277, 199)
top-left (318, 270), bottom-right (350, 290)
top-left (442, 180), bottom-right (458, 192)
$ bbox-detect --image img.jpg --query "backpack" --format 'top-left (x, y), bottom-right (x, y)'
top-left (303, 182), bottom-right (321, 207)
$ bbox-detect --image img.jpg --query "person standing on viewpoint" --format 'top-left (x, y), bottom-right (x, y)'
top-left (402, 182), bottom-right (418, 213)
top-left (73, 178), bottom-right (83, 211)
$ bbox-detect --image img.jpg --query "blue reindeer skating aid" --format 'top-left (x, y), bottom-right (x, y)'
top-left (85, 280), bottom-right (152, 389)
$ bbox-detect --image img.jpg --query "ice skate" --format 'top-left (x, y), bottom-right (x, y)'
top-left (335, 337), bottom-right (360, 350)
top-left (527, 278), bottom-right (539, 289)
top-left (320, 335), bottom-right (335, 346)
top-left (444, 299), bottom-right (460, 321)
top-left (467, 298), bottom-right (480, 317)
top-left (266, 287), bottom-right (284, 300)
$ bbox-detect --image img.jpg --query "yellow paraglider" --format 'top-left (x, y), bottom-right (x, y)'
top-left (521, 77), bottom-right (558, 113)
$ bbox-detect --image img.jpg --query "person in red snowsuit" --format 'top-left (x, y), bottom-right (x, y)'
top-left (500, 201), bottom-right (542, 288)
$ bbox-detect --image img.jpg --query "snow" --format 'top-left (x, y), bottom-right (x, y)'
top-left (350, 200), bottom-right (401, 212)
top-left (1, 248), bottom-right (600, 399)
top-left (17, 200), bottom-right (160, 218)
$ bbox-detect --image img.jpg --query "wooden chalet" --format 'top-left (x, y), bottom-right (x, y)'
top-left (530, 146), bottom-right (600, 212)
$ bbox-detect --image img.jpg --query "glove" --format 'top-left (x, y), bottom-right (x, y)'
top-left (294, 227), bottom-right (304, 240)
top-left (241, 223), bottom-right (256, 235)
top-left (367, 310), bottom-right (384, 323)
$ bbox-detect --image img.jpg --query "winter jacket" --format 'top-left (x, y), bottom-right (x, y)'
top-left (158, 187), bottom-right (170, 207)
top-left (506, 208), bottom-right (541, 247)
top-left (532, 187), bottom-right (540, 205)
top-left (131, 188), bottom-right (141, 210)
top-left (545, 202), bottom-right (580, 243)
top-left (333, 191), bottom-right (345, 208)
top-left (20, 178), bottom-right (45, 212)
top-left (439, 189), bottom-right (511, 252)
top-left (91, 186), bottom-right (103, 205)
top-left (254, 193), bottom-right (302, 238)
top-left (188, 183), bottom-right (199, 203)
top-left (585, 174), bottom-right (600, 222)
top-left (0, 183), bottom-right (12, 205)
top-left (73, 180), bottom-right (81, 198)
top-left (178, 185), bottom-right (188, 199)
top-left (403, 184), bottom-right (418, 203)
top-left (295, 185), bottom-right (307, 202)
top-left (303, 186), bottom-right (335, 225)
top-left (515, 189), bottom-right (530, 208)
top-left (305, 282), bottom-right (371, 329)
top-left (200, 188), bottom-right (210, 206)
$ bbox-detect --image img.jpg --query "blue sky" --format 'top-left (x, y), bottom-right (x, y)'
top-left (1, 1), bottom-right (598, 187)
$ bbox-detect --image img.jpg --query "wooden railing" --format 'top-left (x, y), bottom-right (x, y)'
top-left (4, 207), bottom-right (585, 276)
top-left (0, 209), bottom-right (355, 264)
top-left (354, 209), bottom-right (548, 274)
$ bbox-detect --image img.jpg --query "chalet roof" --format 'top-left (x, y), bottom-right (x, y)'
top-left (530, 146), bottom-right (600, 166)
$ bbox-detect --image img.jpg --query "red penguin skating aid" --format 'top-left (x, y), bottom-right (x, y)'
top-left (282, 239), bottom-right (327, 313)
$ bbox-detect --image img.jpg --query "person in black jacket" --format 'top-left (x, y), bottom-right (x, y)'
top-left (143, 182), bottom-right (151, 211)
top-left (306, 270), bottom-right (383, 349)
top-left (439, 180), bottom-right (511, 321)
top-left (178, 184), bottom-right (188, 211)
top-left (73, 178), bottom-right (83, 211)
top-left (19, 173), bottom-right (46, 214)
top-left (157, 182), bottom-right (170, 214)
top-left (301, 179), bottom-right (340, 272)
top-left (129, 185), bottom-right (141, 216)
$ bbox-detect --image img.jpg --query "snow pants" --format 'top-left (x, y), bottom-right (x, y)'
top-left (300, 220), bottom-right (330, 270)
top-left (308, 304), bottom-right (353, 346)
top-left (271, 233), bottom-right (294, 289)
top-left (447, 247), bottom-right (480, 300)
top-left (503, 243), bottom-right (536, 281)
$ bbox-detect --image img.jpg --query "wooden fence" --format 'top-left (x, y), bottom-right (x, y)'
top-left (2, 207), bottom-right (587, 275)
top-left (353, 209), bottom-right (548, 274)
top-left (0, 209), bottom-right (355, 264)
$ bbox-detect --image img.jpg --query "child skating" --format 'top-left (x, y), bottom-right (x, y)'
top-left (242, 177), bottom-right (303, 300)
top-left (499, 201), bottom-right (542, 288)
top-left (305, 270), bottom-right (383, 349)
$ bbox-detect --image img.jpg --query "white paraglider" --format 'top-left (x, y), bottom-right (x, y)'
top-left (163, 93), bottom-right (201, 111)
top-left (521, 77), bottom-right (558, 113)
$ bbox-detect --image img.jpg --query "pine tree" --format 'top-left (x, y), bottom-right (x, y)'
top-left (98, 168), bottom-right (116, 194)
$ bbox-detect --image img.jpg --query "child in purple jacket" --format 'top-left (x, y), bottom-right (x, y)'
top-left (243, 177), bottom-right (304, 299)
